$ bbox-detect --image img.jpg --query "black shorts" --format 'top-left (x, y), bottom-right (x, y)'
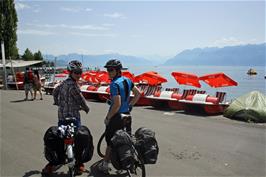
top-left (105, 113), bottom-right (132, 146)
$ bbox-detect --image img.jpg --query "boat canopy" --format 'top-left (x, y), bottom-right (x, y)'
top-left (82, 71), bottom-right (110, 84)
top-left (135, 71), bottom-right (167, 85)
top-left (199, 72), bottom-right (238, 88)
top-left (122, 71), bottom-right (135, 82)
top-left (171, 71), bottom-right (201, 88)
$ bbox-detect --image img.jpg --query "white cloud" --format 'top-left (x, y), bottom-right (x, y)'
top-left (85, 8), bottom-right (93, 12)
top-left (33, 9), bottom-right (40, 13)
top-left (76, 49), bottom-right (91, 54)
top-left (18, 30), bottom-right (55, 36)
top-left (130, 34), bottom-right (143, 38)
top-left (102, 23), bottom-right (115, 27)
top-left (104, 12), bottom-right (126, 19)
top-left (104, 49), bottom-right (117, 54)
top-left (60, 7), bottom-right (92, 13)
top-left (15, 2), bottom-right (30, 10)
top-left (69, 32), bottom-right (117, 37)
top-left (213, 37), bottom-right (261, 47)
top-left (27, 23), bottom-right (110, 31)
top-left (60, 7), bottom-right (80, 13)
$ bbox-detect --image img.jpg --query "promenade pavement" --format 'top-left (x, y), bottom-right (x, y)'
top-left (1, 90), bottom-right (265, 177)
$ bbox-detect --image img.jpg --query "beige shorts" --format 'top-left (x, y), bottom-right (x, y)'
top-left (24, 83), bottom-right (33, 91)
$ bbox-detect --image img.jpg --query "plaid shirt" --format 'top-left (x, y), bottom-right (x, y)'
top-left (53, 76), bottom-right (89, 121)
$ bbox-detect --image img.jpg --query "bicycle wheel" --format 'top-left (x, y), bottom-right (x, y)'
top-left (97, 132), bottom-right (106, 158)
top-left (68, 167), bottom-right (75, 177)
top-left (130, 152), bottom-right (146, 177)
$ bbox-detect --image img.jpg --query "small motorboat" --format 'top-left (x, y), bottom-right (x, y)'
top-left (247, 68), bottom-right (257, 75)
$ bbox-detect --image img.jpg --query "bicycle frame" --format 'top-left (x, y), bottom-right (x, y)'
top-left (58, 118), bottom-right (77, 176)
top-left (96, 114), bottom-right (146, 177)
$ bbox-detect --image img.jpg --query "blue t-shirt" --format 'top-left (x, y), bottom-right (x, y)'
top-left (110, 76), bottom-right (134, 113)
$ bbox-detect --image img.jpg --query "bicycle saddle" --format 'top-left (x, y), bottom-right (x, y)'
top-left (121, 113), bottom-right (131, 119)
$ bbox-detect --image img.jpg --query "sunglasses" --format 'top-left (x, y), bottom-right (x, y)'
top-left (73, 69), bottom-right (82, 75)
top-left (107, 68), bottom-right (116, 72)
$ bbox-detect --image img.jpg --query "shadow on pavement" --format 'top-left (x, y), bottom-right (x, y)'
top-left (10, 99), bottom-right (34, 103)
top-left (89, 160), bottom-right (128, 177)
top-left (144, 106), bottom-right (173, 111)
top-left (22, 170), bottom-right (41, 177)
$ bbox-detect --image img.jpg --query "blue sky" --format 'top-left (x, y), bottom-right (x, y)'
top-left (15, 0), bottom-right (265, 60)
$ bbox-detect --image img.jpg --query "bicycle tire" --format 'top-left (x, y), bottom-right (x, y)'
top-left (97, 132), bottom-right (106, 158)
top-left (68, 167), bottom-right (75, 177)
top-left (136, 156), bottom-right (146, 177)
top-left (130, 150), bottom-right (146, 177)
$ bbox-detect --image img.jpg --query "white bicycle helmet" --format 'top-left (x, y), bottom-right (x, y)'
top-left (67, 60), bottom-right (82, 72)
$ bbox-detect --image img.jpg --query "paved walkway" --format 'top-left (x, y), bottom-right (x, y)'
top-left (1, 90), bottom-right (265, 177)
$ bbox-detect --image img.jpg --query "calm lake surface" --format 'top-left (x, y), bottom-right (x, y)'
top-left (129, 65), bottom-right (265, 101)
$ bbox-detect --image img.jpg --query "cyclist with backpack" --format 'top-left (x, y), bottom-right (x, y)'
top-left (42, 60), bottom-right (90, 175)
top-left (23, 67), bottom-right (34, 101)
top-left (98, 59), bottom-right (141, 174)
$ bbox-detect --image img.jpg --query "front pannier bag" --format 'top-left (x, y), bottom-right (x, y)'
top-left (74, 125), bottom-right (94, 163)
top-left (43, 126), bottom-right (65, 165)
top-left (135, 127), bottom-right (159, 164)
top-left (111, 130), bottom-right (134, 170)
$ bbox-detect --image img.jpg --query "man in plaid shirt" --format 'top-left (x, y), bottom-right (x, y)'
top-left (42, 60), bottom-right (89, 175)
top-left (53, 60), bottom-right (89, 127)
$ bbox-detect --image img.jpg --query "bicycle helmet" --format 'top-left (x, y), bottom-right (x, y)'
top-left (104, 59), bottom-right (123, 70)
top-left (67, 60), bottom-right (82, 72)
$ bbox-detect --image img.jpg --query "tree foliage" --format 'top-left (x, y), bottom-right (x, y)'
top-left (43, 60), bottom-right (54, 67)
top-left (0, 0), bottom-right (19, 59)
top-left (22, 48), bottom-right (34, 61)
top-left (34, 50), bottom-right (43, 60)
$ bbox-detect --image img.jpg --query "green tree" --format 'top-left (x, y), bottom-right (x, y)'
top-left (34, 50), bottom-right (43, 60)
top-left (0, 0), bottom-right (19, 59)
top-left (22, 48), bottom-right (34, 61)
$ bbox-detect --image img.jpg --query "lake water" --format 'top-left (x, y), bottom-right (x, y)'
top-left (129, 65), bottom-right (266, 101)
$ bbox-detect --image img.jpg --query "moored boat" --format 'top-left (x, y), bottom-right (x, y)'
top-left (247, 68), bottom-right (257, 75)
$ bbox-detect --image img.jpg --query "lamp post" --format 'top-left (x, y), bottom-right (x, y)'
top-left (1, 0), bottom-right (7, 89)
top-left (1, 41), bottom-right (7, 89)
top-left (53, 57), bottom-right (57, 83)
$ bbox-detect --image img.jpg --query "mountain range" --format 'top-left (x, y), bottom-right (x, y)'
top-left (164, 43), bottom-right (265, 66)
top-left (45, 43), bottom-right (265, 67)
top-left (44, 53), bottom-right (152, 68)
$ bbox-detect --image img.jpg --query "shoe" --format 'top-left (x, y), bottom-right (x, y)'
top-left (98, 161), bottom-right (110, 174)
top-left (40, 98), bottom-right (43, 100)
top-left (75, 163), bottom-right (85, 175)
top-left (41, 163), bottom-right (55, 175)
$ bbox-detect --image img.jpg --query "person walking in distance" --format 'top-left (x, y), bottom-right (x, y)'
top-left (23, 67), bottom-right (34, 101)
top-left (33, 70), bottom-right (43, 100)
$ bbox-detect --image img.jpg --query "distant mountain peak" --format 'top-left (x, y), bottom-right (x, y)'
top-left (165, 43), bottom-right (265, 66)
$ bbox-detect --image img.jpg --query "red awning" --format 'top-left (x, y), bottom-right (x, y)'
top-left (199, 72), bottom-right (238, 88)
top-left (96, 71), bottom-right (110, 84)
top-left (171, 72), bottom-right (201, 88)
top-left (62, 70), bottom-right (70, 74)
top-left (82, 71), bottom-right (109, 84)
top-left (135, 71), bottom-right (167, 85)
top-left (122, 71), bottom-right (135, 82)
top-left (55, 73), bottom-right (68, 78)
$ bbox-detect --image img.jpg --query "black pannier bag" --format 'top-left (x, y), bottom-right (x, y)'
top-left (135, 127), bottom-right (159, 164)
top-left (43, 126), bottom-right (65, 165)
top-left (111, 130), bottom-right (134, 170)
top-left (74, 125), bottom-right (94, 163)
